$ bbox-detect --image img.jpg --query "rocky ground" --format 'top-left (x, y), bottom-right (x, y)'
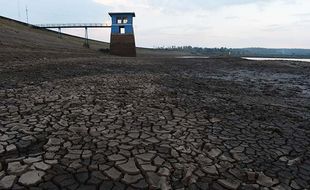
top-left (0, 55), bottom-right (309, 190)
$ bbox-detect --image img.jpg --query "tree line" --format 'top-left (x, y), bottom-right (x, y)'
top-left (156, 46), bottom-right (310, 58)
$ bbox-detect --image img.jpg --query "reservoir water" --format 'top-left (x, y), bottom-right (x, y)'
top-left (177, 56), bottom-right (310, 62)
top-left (243, 57), bottom-right (310, 62)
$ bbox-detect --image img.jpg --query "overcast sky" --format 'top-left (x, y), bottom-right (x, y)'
top-left (1, 0), bottom-right (310, 48)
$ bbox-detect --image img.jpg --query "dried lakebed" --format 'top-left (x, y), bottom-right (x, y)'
top-left (0, 57), bottom-right (309, 190)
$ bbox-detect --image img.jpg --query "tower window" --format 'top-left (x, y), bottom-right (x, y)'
top-left (119, 26), bottom-right (125, 34)
top-left (123, 17), bottom-right (128, 24)
top-left (117, 17), bottom-right (122, 24)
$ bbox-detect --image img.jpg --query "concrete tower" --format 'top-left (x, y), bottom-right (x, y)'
top-left (109, 12), bottom-right (136, 57)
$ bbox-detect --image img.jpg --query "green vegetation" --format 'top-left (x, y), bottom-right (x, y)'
top-left (156, 46), bottom-right (310, 58)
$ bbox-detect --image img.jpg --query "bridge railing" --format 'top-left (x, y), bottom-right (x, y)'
top-left (35, 23), bottom-right (111, 28)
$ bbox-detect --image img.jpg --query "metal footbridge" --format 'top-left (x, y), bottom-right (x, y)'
top-left (35, 23), bottom-right (112, 46)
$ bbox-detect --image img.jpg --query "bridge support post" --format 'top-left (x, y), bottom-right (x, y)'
top-left (83, 27), bottom-right (89, 48)
top-left (58, 27), bottom-right (62, 38)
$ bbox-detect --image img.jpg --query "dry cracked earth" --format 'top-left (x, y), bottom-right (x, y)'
top-left (0, 57), bottom-right (310, 190)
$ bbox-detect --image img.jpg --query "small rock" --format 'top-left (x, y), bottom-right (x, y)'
top-left (183, 165), bottom-right (196, 184)
top-left (19, 170), bottom-right (45, 185)
top-left (219, 155), bottom-right (235, 162)
top-left (0, 171), bottom-right (4, 178)
top-left (140, 133), bottom-right (151, 139)
top-left (132, 179), bottom-right (149, 189)
top-left (122, 174), bottom-right (143, 184)
top-left (194, 169), bottom-right (205, 178)
top-left (100, 181), bottom-right (114, 190)
top-left (6, 144), bottom-right (17, 152)
top-left (173, 109), bottom-right (186, 117)
top-left (146, 137), bottom-right (160, 143)
top-left (45, 160), bottom-right (58, 165)
top-left (230, 146), bottom-right (245, 153)
top-left (207, 148), bottom-right (222, 158)
top-left (47, 146), bottom-right (60, 152)
top-left (279, 156), bottom-right (289, 162)
top-left (243, 184), bottom-right (260, 189)
top-left (69, 161), bottom-right (82, 170)
top-left (202, 165), bottom-right (218, 175)
top-left (288, 157), bottom-right (302, 166)
top-left (0, 175), bottom-right (16, 189)
top-left (16, 140), bottom-right (31, 149)
top-left (141, 164), bottom-right (157, 172)
top-left (99, 164), bottom-right (110, 171)
top-left (22, 135), bottom-right (36, 141)
top-left (147, 172), bottom-right (161, 189)
top-left (108, 154), bottom-right (126, 162)
top-left (64, 153), bottom-right (80, 160)
top-left (257, 173), bottom-right (279, 187)
top-left (104, 167), bottom-right (122, 181)
top-left (196, 182), bottom-right (209, 190)
top-left (7, 162), bottom-right (28, 174)
top-left (24, 156), bottom-right (42, 164)
top-left (137, 158), bottom-right (148, 165)
top-left (33, 162), bottom-right (51, 171)
top-left (159, 176), bottom-right (171, 190)
top-left (228, 168), bottom-right (245, 180)
top-left (290, 180), bottom-right (301, 189)
top-left (154, 156), bottom-right (165, 166)
top-left (108, 141), bottom-right (119, 147)
top-left (82, 150), bottom-right (92, 159)
top-left (58, 119), bottom-right (68, 127)
top-left (91, 171), bottom-right (107, 180)
top-left (173, 130), bottom-right (182, 138)
top-left (0, 134), bottom-right (10, 141)
top-left (157, 145), bottom-right (170, 154)
top-left (171, 149), bottom-right (179, 157)
top-left (0, 145), bottom-right (4, 154)
top-left (136, 153), bottom-right (156, 162)
top-left (119, 144), bottom-right (133, 150)
top-left (128, 133), bottom-right (140, 139)
top-left (118, 158), bottom-right (140, 174)
top-left (63, 141), bottom-right (72, 148)
top-left (75, 172), bottom-right (89, 183)
top-left (232, 152), bottom-right (253, 163)
top-left (210, 118), bottom-right (221, 123)
top-left (46, 138), bottom-right (63, 146)
top-left (246, 171), bottom-right (257, 182)
top-left (196, 154), bottom-right (213, 164)
top-left (158, 167), bottom-right (170, 176)
top-left (218, 178), bottom-right (240, 190)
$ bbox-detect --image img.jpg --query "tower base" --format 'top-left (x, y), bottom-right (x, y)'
top-left (110, 34), bottom-right (136, 57)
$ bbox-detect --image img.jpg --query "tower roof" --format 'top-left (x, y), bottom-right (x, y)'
top-left (109, 12), bottom-right (136, 17)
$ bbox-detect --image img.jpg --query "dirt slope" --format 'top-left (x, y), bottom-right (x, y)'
top-left (0, 16), bottom-right (112, 62)
top-left (0, 16), bottom-right (188, 61)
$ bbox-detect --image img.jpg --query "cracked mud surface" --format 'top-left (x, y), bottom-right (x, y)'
top-left (0, 57), bottom-right (310, 190)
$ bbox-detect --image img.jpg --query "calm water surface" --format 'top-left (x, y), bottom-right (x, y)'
top-left (243, 57), bottom-right (310, 62)
top-left (177, 56), bottom-right (310, 62)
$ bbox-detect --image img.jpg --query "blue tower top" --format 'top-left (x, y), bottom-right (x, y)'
top-left (109, 12), bottom-right (135, 35)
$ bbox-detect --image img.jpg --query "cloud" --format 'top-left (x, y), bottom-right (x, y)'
top-left (94, 0), bottom-right (273, 13)
top-left (2, 0), bottom-right (309, 48)
top-left (93, 0), bottom-right (310, 48)
top-left (93, 0), bottom-right (124, 6)
top-left (293, 13), bottom-right (310, 17)
top-left (93, 0), bottom-right (150, 10)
